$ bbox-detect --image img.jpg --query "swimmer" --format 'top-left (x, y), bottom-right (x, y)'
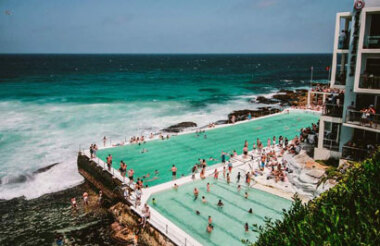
top-left (244, 192), bottom-right (249, 199)
top-left (245, 223), bottom-right (249, 232)
top-left (208, 216), bottom-right (212, 225)
top-left (227, 173), bottom-right (231, 184)
top-left (204, 134), bottom-right (207, 139)
top-left (202, 196), bottom-right (207, 203)
top-left (213, 169), bottom-right (219, 180)
top-left (173, 183), bottom-right (179, 190)
top-left (196, 210), bottom-right (200, 215)
top-left (154, 169), bottom-right (159, 175)
top-left (217, 199), bottom-right (224, 208)
top-left (237, 172), bottom-right (241, 183)
top-left (248, 208), bottom-right (253, 214)
top-left (152, 198), bottom-right (157, 205)
top-left (206, 183), bottom-right (210, 192)
top-left (193, 188), bottom-right (199, 200)
top-left (171, 165), bottom-right (177, 180)
top-left (237, 185), bottom-right (241, 192)
top-left (206, 224), bottom-right (214, 233)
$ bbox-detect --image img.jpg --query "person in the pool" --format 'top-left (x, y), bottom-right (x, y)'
top-left (223, 166), bottom-right (226, 179)
top-left (208, 216), bottom-right (212, 225)
top-left (217, 199), bottom-right (224, 208)
top-left (244, 192), bottom-right (249, 199)
top-left (171, 165), bottom-right (177, 180)
top-left (236, 172), bottom-right (241, 183)
top-left (202, 196), bottom-right (207, 203)
top-left (193, 188), bottom-right (199, 200)
top-left (206, 224), bottom-right (213, 233)
top-left (237, 185), bottom-right (241, 192)
top-left (213, 169), bottom-right (219, 180)
top-left (248, 208), bottom-right (253, 214)
top-left (206, 183), bottom-right (210, 192)
top-left (173, 183), bottom-right (179, 190)
top-left (226, 173), bottom-right (231, 184)
top-left (244, 223), bottom-right (249, 232)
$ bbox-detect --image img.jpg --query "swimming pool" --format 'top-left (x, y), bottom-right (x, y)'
top-left (147, 173), bottom-right (292, 245)
top-left (96, 111), bottom-right (319, 187)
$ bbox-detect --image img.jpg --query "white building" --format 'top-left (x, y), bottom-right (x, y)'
top-left (313, 0), bottom-right (380, 162)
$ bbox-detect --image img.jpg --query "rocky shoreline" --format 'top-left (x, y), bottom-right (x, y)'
top-left (162, 88), bottom-right (308, 132)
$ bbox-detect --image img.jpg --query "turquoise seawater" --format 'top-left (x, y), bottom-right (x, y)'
top-left (97, 111), bottom-right (319, 186)
top-left (0, 54), bottom-right (330, 199)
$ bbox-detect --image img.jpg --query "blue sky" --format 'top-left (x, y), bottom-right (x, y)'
top-left (0, 0), bottom-right (352, 54)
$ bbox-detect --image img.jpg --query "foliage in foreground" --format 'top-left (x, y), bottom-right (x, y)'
top-left (245, 150), bottom-right (380, 246)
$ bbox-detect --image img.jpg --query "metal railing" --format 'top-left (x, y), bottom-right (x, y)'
top-left (335, 67), bottom-right (347, 86)
top-left (323, 138), bottom-right (339, 151)
top-left (364, 35), bottom-right (380, 49)
top-left (359, 74), bottom-right (380, 89)
top-left (323, 103), bottom-right (343, 117)
top-left (342, 145), bottom-right (370, 161)
top-left (346, 110), bottom-right (380, 130)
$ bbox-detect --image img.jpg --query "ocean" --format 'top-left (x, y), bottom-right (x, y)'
top-left (0, 54), bottom-right (331, 200)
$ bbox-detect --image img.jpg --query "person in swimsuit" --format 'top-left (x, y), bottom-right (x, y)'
top-left (103, 136), bottom-right (107, 147)
top-left (228, 161), bottom-right (233, 173)
top-left (227, 173), bottom-right (231, 184)
top-left (83, 192), bottom-right (89, 206)
top-left (245, 223), bottom-right (249, 232)
top-left (171, 165), bottom-right (177, 180)
top-left (106, 154), bottom-right (112, 171)
top-left (248, 208), bottom-right (253, 214)
top-left (217, 199), bottom-right (224, 208)
top-left (213, 169), bottom-right (219, 180)
top-left (223, 166), bottom-right (226, 179)
top-left (207, 183), bottom-right (210, 192)
top-left (71, 197), bottom-right (77, 210)
top-left (237, 185), bottom-right (241, 192)
top-left (221, 151), bottom-right (226, 164)
top-left (244, 192), bottom-right (249, 199)
top-left (208, 216), bottom-right (212, 225)
top-left (193, 188), bottom-right (199, 200)
top-left (243, 146), bottom-right (248, 158)
top-left (173, 183), bottom-right (179, 190)
top-left (237, 172), bottom-right (241, 183)
top-left (202, 196), bottom-right (207, 203)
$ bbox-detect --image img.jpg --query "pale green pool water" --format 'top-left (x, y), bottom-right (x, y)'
top-left (147, 175), bottom-right (293, 245)
top-left (97, 111), bottom-right (319, 187)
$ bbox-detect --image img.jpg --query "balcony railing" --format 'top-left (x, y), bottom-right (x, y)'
top-left (359, 74), bottom-right (380, 89)
top-left (364, 35), bottom-right (380, 49)
top-left (346, 109), bottom-right (380, 130)
top-left (323, 103), bottom-right (343, 117)
top-left (335, 65), bottom-right (347, 85)
top-left (342, 146), bottom-right (370, 161)
top-left (323, 138), bottom-right (339, 151)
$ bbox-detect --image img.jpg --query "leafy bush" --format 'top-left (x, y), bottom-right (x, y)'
top-left (245, 150), bottom-right (380, 246)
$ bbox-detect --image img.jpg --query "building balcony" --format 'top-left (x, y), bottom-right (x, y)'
top-left (323, 103), bottom-right (343, 118)
top-left (323, 138), bottom-right (340, 151)
top-left (363, 35), bottom-right (380, 49)
top-left (345, 109), bottom-right (380, 131)
top-left (341, 145), bottom-right (371, 161)
top-left (359, 74), bottom-right (380, 89)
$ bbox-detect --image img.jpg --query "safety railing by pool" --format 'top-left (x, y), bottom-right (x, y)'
top-left (345, 110), bottom-right (380, 131)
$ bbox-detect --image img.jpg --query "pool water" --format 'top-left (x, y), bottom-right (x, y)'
top-left (97, 111), bottom-right (319, 187)
top-left (147, 173), bottom-right (293, 245)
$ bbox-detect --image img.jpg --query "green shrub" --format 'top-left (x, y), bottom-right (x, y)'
top-left (245, 150), bottom-right (380, 246)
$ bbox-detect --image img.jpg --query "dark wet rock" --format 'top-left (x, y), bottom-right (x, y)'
top-left (254, 96), bottom-right (278, 104)
top-left (271, 89), bottom-right (307, 106)
top-left (162, 121), bottom-right (197, 133)
top-left (33, 163), bottom-right (59, 174)
top-left (228, 107), bottom-right (281, 122)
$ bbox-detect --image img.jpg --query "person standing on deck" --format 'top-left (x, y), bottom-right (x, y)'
top-left (106, 154), bottom-right (112, 171)
top-left (171, 165), bottom-right (177, 180)
top-left (103, 136), bottom-right (107, 147)
top-left (237, 172), bottom-right (241, 183)
top-left (228, 161), bottom-right (233, 173)
top-left (223, 166), bottom-right (226, 179)
top-left (213, 169), bottom-right (219, 180)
